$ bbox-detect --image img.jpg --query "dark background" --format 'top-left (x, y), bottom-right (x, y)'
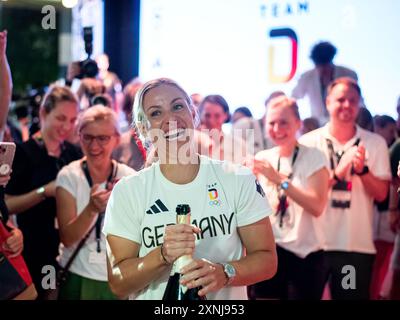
top-left (0, 0), bottom-right (140, 95)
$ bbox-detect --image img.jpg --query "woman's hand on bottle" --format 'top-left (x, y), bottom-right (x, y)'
top-left (161, 224), bottom-right (200, 264)
top-left (87, 183), bottom-right (112, 215)
top-left (180, 259), bottom-right (227, 296)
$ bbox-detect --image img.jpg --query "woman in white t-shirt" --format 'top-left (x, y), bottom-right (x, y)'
top-left (103, 78), bottom-right (277, 300)
top-left (247, 96), bottom-right (329, 300)
top-left (55, 105), bottom-right (135, 299)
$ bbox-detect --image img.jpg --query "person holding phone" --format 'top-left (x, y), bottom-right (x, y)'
top-left (0, 172), bottom-right (23, 258)
top-left (5, 86), bottom-right (82, 299)
top-left (56, 105), bottom-right (135, 299)
top-left (0, 30), bottom-right (12, 140)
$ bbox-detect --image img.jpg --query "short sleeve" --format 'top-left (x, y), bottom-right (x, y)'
top-left (56, 165), bottom-right (77, 197)
top-left (234, 166), bottom-right (272, 227)
top-left (367, 135), bottom-right (391, 180)
top-left (298, 131), bottom-right (319, 148)
top-left (103, 176), bottom-right (142, 244)
top-left (303, 147), bottom-right (329, 179)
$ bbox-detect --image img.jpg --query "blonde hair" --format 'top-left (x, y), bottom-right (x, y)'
top-left (132, 78), bottom-right (199, 143)
top-left (77, 105), bottom-right (120, 135)
top-left (41, 85), bottom-right (78, 114)
top-left (267, 96), bottom-right (301, 120)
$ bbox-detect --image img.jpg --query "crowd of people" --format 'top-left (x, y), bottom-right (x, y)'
top-left (1, 29), bottom-right (400, 301)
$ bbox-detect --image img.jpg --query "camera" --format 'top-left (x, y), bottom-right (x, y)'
top-left (76, 27), bottom-right (98, 79)
top-left (90, 93), bottom-right (112, 108)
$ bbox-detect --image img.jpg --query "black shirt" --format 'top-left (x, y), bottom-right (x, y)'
top-left (5, 138), bottom-right (82, 277)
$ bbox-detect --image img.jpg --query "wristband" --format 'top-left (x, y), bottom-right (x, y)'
top-left (160, 243), bottom-right (171, 265)
top-left (36, 186), bottom-right (46, 200)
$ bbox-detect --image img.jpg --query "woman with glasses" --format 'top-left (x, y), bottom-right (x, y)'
top-left (103, 78), bottom-right (277, 300)
top-left (5, 86), bottom-right (82, 299)
top-left (55, 105), bottom-right (135, 300)
top-left (247, 96), bottom-right (329, 300)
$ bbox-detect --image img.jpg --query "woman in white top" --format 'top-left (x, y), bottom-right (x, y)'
top-left (248, 96), bottom-right (329, 300)
top-left (103, 78), bottom-right (277, 300)
top-left (56, 105), bottom-right (135, 299)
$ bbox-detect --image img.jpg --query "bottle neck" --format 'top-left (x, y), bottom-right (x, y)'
top-left (173, 254), bottom-right (193, 274)
top-left (173, 211), bottom-right (193, 274)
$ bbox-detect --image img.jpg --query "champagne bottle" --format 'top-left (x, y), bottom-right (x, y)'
top-left (162, 204), bottom-right (206, 300)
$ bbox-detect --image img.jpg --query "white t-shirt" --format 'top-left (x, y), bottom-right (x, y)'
top-left (56, 159), bottom-right (136, 281)
top-left (255, 145), bottom-right (329, 258)
top-left (103, 155), bottom-right (272, 300)
top-left (299, 124), bottom-right (391, 254)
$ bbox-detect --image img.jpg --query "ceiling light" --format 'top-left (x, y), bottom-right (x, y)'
top-left (62, 0), bottom-right (78, 9)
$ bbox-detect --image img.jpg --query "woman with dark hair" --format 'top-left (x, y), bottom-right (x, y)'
top-left (374, 115), bottom-right (397, 147)
top-left (232, 107), bottom-right (253, 124)
top-left (356, 107), bottom-right (374, 132)
top-left (199, 95), bottom-right (248, 163)
top-left (5, 86), bottom-right (82, 299)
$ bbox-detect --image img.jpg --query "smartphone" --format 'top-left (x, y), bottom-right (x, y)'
top-left (0, 142), bottom-right (16, 176)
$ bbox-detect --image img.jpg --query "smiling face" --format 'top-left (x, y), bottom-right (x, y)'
top-left (41, 101), bottom-right (78, 143)
top-left (80, 118), bottom-right (119, 162)
top-left (201, 102), bottom-right (228, 131)
top-left (266, 101), bottom-right (301, 147)
top-left (326, 83), bottom-right (360, 125)
top-left (142, 84), bottom-right (195, 145)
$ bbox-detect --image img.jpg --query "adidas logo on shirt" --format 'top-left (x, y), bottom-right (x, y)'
top-left (146, 199), bottom-right (169, 214)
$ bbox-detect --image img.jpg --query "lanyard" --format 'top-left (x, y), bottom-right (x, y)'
top-left (276, 145), bottom-right (299, 228)
top-left (82, 160), bottom-right (116, 253)
top-left (325, 138), bottom-right (360, 171)
top-left (277, 144), bottom-right (299, 179)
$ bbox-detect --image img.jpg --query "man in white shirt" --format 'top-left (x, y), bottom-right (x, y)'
top-left (292, 42), bottom-right (358, 125)
top-left (300, 77), bottom-right (391, 300)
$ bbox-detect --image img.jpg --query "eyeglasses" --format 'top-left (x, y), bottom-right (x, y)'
top-left (80, 134), bottom-right (115, 145)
